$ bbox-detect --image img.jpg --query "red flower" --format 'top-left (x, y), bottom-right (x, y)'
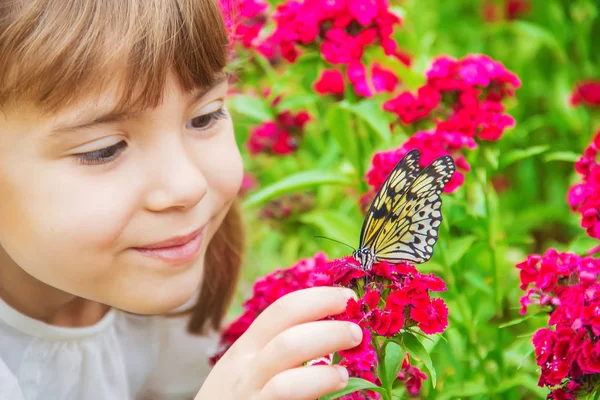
top-left (219, 0), bottom-right (269, 50)
top-left (578, 339), bottom-right (600, 374)
top-left (567, 131), bottom-right (600, 240)
top-left (409, 298), bottom-right (449, 334)
top-left (571, 80), bottom-right (600, 107)
top-left (314, 69), bottom-right (346, 96)
top-left (246, 105), bottom-right (311, 156)
top-left (398, 358), bottom-right (428, 396)
top-left (212, 254), bottom-right (446, 397)
top-left (370, 308), bottom-right (404, 337)
top-left (265, 0), bottom-right (403, 67)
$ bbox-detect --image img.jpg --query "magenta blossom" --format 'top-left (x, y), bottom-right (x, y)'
top-left (211, 253), bottom-right (447, 398)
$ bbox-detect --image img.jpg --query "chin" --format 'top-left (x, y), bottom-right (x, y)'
top-left (114, 263), bottom-right (204, 315)
top-left (117, 288), bottom-right (198, 315)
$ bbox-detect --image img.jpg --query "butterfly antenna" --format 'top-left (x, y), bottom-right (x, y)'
top-left (313, 235), bottom-right (356, 252)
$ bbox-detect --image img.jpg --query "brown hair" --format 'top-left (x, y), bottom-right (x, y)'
top-left (0, 0), bottom-right (244, 334)
top-left (171, 200), bottom-right (245, 334)
top-left (0, 0), bottom-right (230, 112)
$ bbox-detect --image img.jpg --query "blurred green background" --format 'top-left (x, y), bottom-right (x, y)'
top-left (225, 0), bottom-right (600, 398)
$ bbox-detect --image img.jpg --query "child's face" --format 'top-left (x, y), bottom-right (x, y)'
top-left (0, 73), bottom-right (243, 314)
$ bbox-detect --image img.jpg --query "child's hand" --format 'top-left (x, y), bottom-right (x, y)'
top-left (195, 286), bottom-right (363, 400)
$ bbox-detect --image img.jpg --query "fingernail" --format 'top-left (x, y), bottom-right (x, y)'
top-left (349, 323), bottom-right (363, 343)
top-left (335, 366), bottom-right (349, 383)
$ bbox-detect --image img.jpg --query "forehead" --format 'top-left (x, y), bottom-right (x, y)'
top-left (41, 72), bottom-right (225, 127)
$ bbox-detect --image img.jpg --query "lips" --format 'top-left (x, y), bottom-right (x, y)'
top-left (132, 226), bottom-right (206, 265)
top-left (136, 227), bottom-right (205, 249)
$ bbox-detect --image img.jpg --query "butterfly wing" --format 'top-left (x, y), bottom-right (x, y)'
top-left (373, 155), bottom-right (456, 263)
top-left (359, 149), bottom-right (422, 250)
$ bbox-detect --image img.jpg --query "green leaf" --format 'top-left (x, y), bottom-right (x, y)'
top-left (319, 377), bottom-right (386, 400)
top-left (499, 145), bottom-right (550, 169)
top-left (493, 374), bottom-right (547, 397)
top-left (243, 171), bottom-right (352, 209)
top-left (544, 151), bottom-right (581, 163)
top-left (326, 105), bottom-right (362, 175)
top-left (341, 100), bottom-right (392, 144)
top-left (228, 94), bottom-right (273, 122)
top-left (498, 313), bottom-right (540, 329)
top-left (463, 271), bottom-right (493, 295)
top-left (510, 21), bottom-right (567, 62)
top-left (381, 341), bottom-right (405, 391)
top-left (402, 332), bottom-right (437, 388)
top-left (445, 235), bottom-right (476, 266)
top-left (276, 95), bottom-right (317, 112)
top-left (483, 146), bottom-right (499, 170)
top-left (299, 210), bottom-right (360, 250)
top-left (436, 380), bottom-right (489, 399)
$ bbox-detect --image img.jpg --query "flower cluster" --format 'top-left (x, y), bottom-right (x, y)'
top-left (246, 102), bottom-right (310, 156)
top-left (219, 0), bottom-right (269, 50)
top-left (568, 130), bottom-right (600, 240)
top-left (262, 0), bottom-right (405, 97)
top-left (384, 54), bottom-right (520, 140)
top-left (517, 248), bottom-right (600, 398)
top-left (267, 0), bottom-right (402, 64)
top-left (210, 253), bottom-right (448, 398)
top-left (571, 80), bottom-right (600, 108)
top-left (360, 55), bottom-right (520, 197)
top-left (364, 130), bottom-right (475, 199)
top-left (314, 62), bottom-right (400, 98)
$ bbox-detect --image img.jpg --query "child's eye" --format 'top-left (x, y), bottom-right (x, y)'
top-left (186, 108), bottom-right (229, 131)
top-left (74, 141), bottom-right (128, 165)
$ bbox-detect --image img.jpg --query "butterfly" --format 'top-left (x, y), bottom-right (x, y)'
top-left (352, 149), bottom-right (456, 271)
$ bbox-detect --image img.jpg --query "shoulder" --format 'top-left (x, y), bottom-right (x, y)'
top-left (0, 357), bottom-right (24, 400)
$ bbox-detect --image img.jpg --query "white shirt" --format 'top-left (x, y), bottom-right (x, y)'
top-left (0, 292), bottom-right (219, 400)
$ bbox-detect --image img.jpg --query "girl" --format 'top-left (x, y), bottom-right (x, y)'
top-left (0, 0), bottom-right (363, 399)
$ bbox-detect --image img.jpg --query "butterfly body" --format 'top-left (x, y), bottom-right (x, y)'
top-left (354, 149), bottom-right (455, 271)
top-left (352, 247), bottom-right (376, 271)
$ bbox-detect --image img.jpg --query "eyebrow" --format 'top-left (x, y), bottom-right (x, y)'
top-left (49, 75), bottom-right (228, 135)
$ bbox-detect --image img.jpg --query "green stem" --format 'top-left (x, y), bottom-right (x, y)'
top-left (476, 148), bottom-right (506, 387)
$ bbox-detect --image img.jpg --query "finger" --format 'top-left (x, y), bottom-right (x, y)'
top-left (259, 364), bottom-right (350, 400)
top-left (235, 287), bottom-right (356, 352)
top-left (250, 320), bottom-right (362, 391)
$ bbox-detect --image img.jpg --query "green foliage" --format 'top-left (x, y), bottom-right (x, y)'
top-left (230, 0), bottom-right (600, 398)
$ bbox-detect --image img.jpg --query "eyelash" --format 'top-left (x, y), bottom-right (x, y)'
top-left (74, 108), bottom-right (229, 166)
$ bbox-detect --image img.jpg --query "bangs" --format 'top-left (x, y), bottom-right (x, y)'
top-left (0, 0), bottom-right (230, 113)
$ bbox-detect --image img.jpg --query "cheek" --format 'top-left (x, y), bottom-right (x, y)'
top-left (0, 162), bottom-right (136, 266)
top-left (202, 122), bottom-right (243, 201)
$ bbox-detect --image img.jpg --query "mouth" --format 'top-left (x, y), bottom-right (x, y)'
top-left (132, 226), bottom-right (206, 265)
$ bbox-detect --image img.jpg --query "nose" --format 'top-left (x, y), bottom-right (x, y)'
top-left (143, 140), bottom-right (208, 212)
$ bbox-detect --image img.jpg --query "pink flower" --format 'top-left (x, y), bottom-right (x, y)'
top-left (383, 86), bottom-right (441, 124)
top-left (409, 298), bottom-right (449, 334)
top-left (385, 54), bottom-right (520, 143)
top-left (265, 0), bottom-right (403, 66)
top-left (398, 358), bottom-right (428, 396)
top-left (212, 254), bottom-right (446, 397)
top-left (219, 0), bottom-right (269, 49)
top-left (518, 248), bottom-right (600, 394)
top-left (314, 69), bottom-right (346, 96)
top-left (349, 0), bottom-right (380, 26)
top-left (365, 131), bottom-right (473, 195)
top-left (246, 105), bottom-right (311, 156)
top-left (578, 339), bottom-right (600, 374)
top-left (567, 131), bottom-right (600, 239)
top-left (571, 80), bottom-right (600, 107)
